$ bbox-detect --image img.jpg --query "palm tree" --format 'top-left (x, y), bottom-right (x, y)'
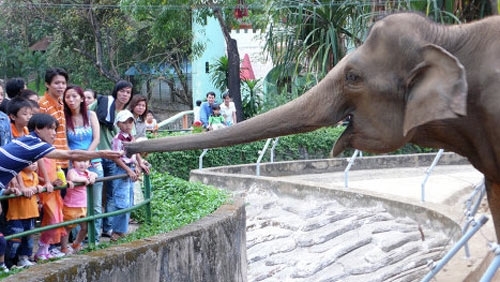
top-left (209, 56), bottom-right (229, 93)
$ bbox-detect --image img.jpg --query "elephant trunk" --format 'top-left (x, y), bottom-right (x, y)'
top-left (125, 70), bottom-right (345, 155)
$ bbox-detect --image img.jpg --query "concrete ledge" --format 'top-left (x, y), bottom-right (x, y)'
top-left (4, 198), bottom-right (247, 282)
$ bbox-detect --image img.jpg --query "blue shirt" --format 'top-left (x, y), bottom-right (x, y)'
top-left (0, 111), bottom-right (12, 147)
top-left (199, 102), bottom-right (213, 128)
top-left (0, 132), bottom-right (55, 189)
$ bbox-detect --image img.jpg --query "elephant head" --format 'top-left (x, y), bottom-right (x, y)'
top-left (127, 13), bottom-right (500, 241)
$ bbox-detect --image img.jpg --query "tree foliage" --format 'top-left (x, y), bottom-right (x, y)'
top-left (260, 0), bottom-right (493, 97)
top-left (0, 0), bottom-right (195, 101)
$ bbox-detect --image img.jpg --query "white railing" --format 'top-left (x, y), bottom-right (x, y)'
top-left (158, 110), bottom-right (194, 131)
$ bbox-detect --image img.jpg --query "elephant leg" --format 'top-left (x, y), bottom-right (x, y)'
top-left (485, 180), bottom-right (500, 243)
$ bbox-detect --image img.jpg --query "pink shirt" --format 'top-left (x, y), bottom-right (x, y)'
top-left (63, 169), bottom-right (88, 208)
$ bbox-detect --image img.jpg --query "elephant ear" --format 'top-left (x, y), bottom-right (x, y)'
top-left (404, 44), bottom-right (467, 135)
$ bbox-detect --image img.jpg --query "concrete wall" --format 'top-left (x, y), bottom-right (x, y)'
top-left (4, 198), bottom-right (247, 282)
top-left (190, 153), bottom-right (467, 241)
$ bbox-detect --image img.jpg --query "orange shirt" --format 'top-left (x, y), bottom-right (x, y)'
top-left (39, 92), bottom-right (69, 168)
top-left (10, 124), bottom-right (29, 139)
top-left (6, 170), bottom-right (40, 220)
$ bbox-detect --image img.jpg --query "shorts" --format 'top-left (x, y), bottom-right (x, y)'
top-left (62, 206), bottom-right (87, 229)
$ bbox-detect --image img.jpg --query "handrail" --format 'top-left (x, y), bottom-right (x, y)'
top-left (421, 149), bottom-right (444, 202)
top-left (422, 215), bottom-right (489, 282)
top-left (480, 243), bottom-right (500, 281)
top-left (199, 149), bottom-right (209, 169)
top-left (158, 110), bottom-right (194, 129)
top-left (2, 174), bottom-right (152, 249)
top-left (270, 137), bottom-right (280, 163)
top-left (256, 138), bottom-right (273, 176)
top-left (461, 180), bottom-right (486, 260)
top-left (344, 149), bottom-right (361, 188)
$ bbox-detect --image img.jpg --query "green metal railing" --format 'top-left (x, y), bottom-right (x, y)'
top-left (0, 174), bottom-right (152, 249)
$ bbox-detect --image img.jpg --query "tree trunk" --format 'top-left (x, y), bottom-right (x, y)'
top-left (227, 38), bottom-right (244, 122)
top-left (213, 7), bottom-right (244, 122)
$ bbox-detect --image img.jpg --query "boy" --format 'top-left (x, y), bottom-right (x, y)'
top-left (7, 97), bottom-right (32, 138)
top-left (108, 110), bottom-right (149, 241)
top-left (5, 162), bottom-right (42, 268)
top-left (0, 113), bottom-right (121, 190)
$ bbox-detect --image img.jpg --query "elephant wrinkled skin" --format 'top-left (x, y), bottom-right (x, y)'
top-left (126, 13), bottom-right (500, 241)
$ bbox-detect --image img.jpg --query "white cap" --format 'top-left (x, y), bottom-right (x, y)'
top-left (114, 110), bottom-right (135, 126)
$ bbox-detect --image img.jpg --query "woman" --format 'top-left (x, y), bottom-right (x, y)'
top-left (63, 85), bottom-right (104, 243)
top-left (91, 80), bottom-right (133, 237)
top-left (220, 92), bottom-right (237, 126)
top-left (84, 89), bottom-right (97, 108)
top-left (127, 94), bottom-right (148, 140)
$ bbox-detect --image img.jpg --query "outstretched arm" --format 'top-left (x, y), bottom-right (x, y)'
top-left (45, 149), bottom-right (122, 161)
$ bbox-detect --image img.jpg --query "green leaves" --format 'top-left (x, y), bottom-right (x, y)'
top-left (132, 172), bottom-right (229, 235)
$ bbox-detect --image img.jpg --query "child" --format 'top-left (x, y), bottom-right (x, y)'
top-left (109, 110), bottom-right (149, 241)
top-left (144, 110), bottom-right (158, 135)
top-left (208, 103), bottom-right (226, 131)
top-left (0, 186), bottom-right (21, 272)
top-left (34, 158), bottom-right (67, 260)
top-left (60, 160), bottom-right (97, 254)
top-left (7, 97), bottom-right (32, 138)
top-left (5, 162), bottom-right (43, 268)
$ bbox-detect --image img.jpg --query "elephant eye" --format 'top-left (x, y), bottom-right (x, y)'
top-left (345, 72), bottom-right (360, 83)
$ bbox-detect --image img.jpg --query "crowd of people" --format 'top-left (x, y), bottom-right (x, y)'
top-left (0, 68), bottom-right (153, 271)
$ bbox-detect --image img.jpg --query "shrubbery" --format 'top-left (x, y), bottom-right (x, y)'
top-left (147, 126), bottom-right (437, 180)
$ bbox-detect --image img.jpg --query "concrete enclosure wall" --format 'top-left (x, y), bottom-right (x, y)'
top-left (4, 198), bottom-right (247, 282)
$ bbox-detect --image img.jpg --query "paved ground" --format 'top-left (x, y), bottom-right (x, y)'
top-left (243, 164), bottom-right (498, 281)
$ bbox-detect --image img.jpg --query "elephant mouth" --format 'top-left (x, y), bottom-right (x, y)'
top-left (331, 114), bottom-right (354, 156)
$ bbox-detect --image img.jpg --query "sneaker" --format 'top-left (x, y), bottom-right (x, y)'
top-left (110, 232), bottom-right (126, 242)
top-left (48, 248), bottom-right (65, 258)
top-left (17, 256), bottom-right (36, 267)
top-left (34, 252), bottom-right (54, 262)
top-left (102, 230), bottom-right (113, 238)
top-left (61, 246), bottom-right (74, 255)
top-left (0, 263), bottom-right (9, 273)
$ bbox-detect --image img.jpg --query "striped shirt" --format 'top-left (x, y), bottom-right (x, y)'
top-left (0, 133), bottom-right (55, 189)
top-left (39, 92), bottom-right (69, 168)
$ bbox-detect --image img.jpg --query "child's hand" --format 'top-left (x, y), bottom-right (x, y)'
top-left (139, 161), bottom-right (150, 175)
top-left (4, 187), bottom-right (21, 196)
top-left (36, 185), bottom-right (45, 193)
top-left (88, 175), bottom-right (97, 184)
top-left (53, 179), bottom-right (63, 187)
top-left (21, 187), bottom-right (36, 198)
top-left (44, 182), bottom-right (54, 193)
top-left (67, 181), bottom-right (75, 189)
top-left (127, 170), bottom-right (138, 182)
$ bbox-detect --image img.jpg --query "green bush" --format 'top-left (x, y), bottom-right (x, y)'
top-left (147, 127), bottom-right (437, 180)
top-left (130, 172), bottom-right (229, 235)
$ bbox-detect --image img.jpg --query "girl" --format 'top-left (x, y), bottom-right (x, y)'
top-left (60, 160), bottom-right (97, 254)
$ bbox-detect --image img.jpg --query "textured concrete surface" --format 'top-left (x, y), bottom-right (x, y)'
top-left (191, 153), bottom-right (496, 281)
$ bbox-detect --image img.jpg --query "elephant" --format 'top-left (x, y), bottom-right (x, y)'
top-left (126, 13), bottom-right (500, 242)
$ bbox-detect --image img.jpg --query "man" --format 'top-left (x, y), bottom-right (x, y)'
top-left (38, 68), bottom-right (70, 170)
top-left (199, 91), bottom-right (216, 129)
top-left (0, 113), bottom-right (121, 189)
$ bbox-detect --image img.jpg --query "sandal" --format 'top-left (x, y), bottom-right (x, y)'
top-left (110, 232), bottom-right (126, 241)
